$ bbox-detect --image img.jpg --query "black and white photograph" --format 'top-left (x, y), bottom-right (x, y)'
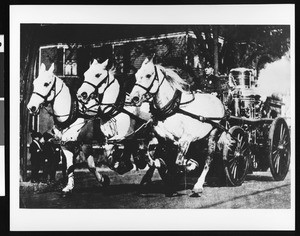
top-left (10, 5), bottom-right (295, 231)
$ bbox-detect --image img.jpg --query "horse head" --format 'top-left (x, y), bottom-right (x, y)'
top-left (77, 59), bottom-right (110, 104)
top-left (27, 63), bottom-right (57, 115)
top-left (129, 55), bottom-right (160, 106)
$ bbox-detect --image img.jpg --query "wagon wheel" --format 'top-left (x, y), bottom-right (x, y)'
top-left (268, 117), bottom-right (290, 181)
top-left (223, 126), bottom-right (249, 186)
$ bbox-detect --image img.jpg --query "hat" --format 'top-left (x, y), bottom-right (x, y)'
top-left (43, 132), bottom-right (54, 142)
top-left (31, 131), bottom-right (42, 139)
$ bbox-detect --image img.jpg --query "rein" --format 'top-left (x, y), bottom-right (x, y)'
top-left (32, 75), bottom-right (64, 102)
top-left (79, 70), bottom-right (118, 115)
top-left (133, 65), bottom-right (200, 121)
top-left (34, 75), bottom-right (70, 118)
top-left (33, 74), bottom-right (79, 130)
top-left (81, 70), bottom-right (112, 99)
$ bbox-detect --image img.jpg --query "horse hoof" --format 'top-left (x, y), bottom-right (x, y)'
top-left (165, 192), bottom-right (180, 197)
top-left (61, 189), bottom-right (73, 197)
top-left (190, 191), bottom-right (201, 197)
top-left (101, 175), bottom-right (110, 187)
top-left (191, 187), bottom-right (203, 196)
top-left (140, 180), bottom-right (152, 186)
top-left (165, 192), bottom-right (174, 197)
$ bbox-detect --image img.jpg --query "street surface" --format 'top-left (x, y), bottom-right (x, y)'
top-left (20, 167), bottom-right (291, 209)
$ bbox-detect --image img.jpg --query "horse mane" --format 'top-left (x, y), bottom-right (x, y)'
top-left (108, 65), bottom-right (116, 77)
top-left (156, 65), bottom-right (190, 92)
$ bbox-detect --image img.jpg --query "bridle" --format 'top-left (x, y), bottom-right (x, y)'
top-left (81, 70), bottom-right (115, 101)
top-left (32, 75), bottom-right (64, 104)
top-left (31, 74), bottom-right (73, 119)
top-left (133, 65), bottom-right (166, 102)
top-left (79, 70), bottom-right (118, 114)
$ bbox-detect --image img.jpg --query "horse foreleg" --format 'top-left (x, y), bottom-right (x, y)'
top-left (192, 130), bottom-right (217, 195)
top-left (86, 155), bottom-right (109, 187)
top-left (139, 156), bottom-right (164, 185)
top-left (81, 144), bottom-right (110, 187)
top-left (61, 148), bottom-right (74, 193)
top-left (175, 139), bottom-right (191, 167)
top-left (140, 165), bottom-right (155, 185)
top-left (60, 149), bottom-right (67, 181)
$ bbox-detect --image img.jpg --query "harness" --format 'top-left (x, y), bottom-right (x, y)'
top-left (36, 75), bottom-right (79, 130)
top-left (78, 71), bottom-right (127, 122)
top-left (81, 70), bottom-right (111, 99)
top-left (134, 65), bottom-right (194, 121)
top-left (33, 75), bottom-right (64, 102)
top-left (96, 88), bottom-right (125, 122)
top-left (150, 89), bottom-right (182, 121)
top-left (133, 65), bottom-right (166, 101)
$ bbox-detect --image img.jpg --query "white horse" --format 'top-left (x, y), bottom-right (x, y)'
top-left (27, 63), bottom-right (110, 194)
top-left (77, 59), bottom-right (166, 185)
top-left (128, 56), bottom-right (232, 195)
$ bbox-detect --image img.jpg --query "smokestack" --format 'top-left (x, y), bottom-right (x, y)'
top-left (254, 53), bottom-right (291, 118)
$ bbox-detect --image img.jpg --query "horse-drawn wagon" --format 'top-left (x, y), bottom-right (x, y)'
top-left (222, 67), bottom-right (291, 185)
top-left (27, 58), bottom-right (290, 197)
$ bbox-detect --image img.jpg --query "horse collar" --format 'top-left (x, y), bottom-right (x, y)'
top-left (151, 89), bottom-right (182, 121)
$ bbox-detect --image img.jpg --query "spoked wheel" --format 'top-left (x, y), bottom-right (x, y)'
top-left (223, 126), bottom-right (249, 186)
top-left (268, 117), bottom-right (290, 181)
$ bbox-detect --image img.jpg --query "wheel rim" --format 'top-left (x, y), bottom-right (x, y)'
top-left (226, 128), bottom-right (249, 184)
top-left (270, 119), bottom-right (290, 178)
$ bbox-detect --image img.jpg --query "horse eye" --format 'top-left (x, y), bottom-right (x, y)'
top-left (95, 73), bottom-right (100, 78)
top-left (44, 82), bottom-right (49, 87)
top-left (146, 74), bottom-right (152, 79)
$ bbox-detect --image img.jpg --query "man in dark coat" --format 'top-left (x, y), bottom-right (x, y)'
top-left (200, 67), bottom-right (221, 97)
top-left (41, 132), bottom-right (60, 183)
top-left (29, 131), bottom-right (43, 183)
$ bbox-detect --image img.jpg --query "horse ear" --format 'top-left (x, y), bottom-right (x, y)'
top-left (40, 63), bottom-right (46, 72)
top-left (143, 54), bottom-right (155, 65)
top-left (149, 53), bottom-right (155, 62)
top-left (49, 63), bottom-right (55, 73)
top-left (92, 59), bottom-right (98, 65)
top-left (142, 57), bottom-right (149, 65)
top-left (102, 59), bottom-right (109, 68)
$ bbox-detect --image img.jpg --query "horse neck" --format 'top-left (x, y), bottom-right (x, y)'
top-left (154, 68), bottom-right (177, 109)
top-left (52, 77), bottom-right (72, 123)
top-left (100, 75), bottom-right (120, 111)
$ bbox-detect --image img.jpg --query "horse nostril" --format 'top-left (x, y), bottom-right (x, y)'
top-left (90, 93), bottom-right (97, 99)
top-left (132, 96), bottom-right (140, 104)
top-left (81, 92), bottom-right (87, 100)
top-left (31, 106), bottom-right (36, 112)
